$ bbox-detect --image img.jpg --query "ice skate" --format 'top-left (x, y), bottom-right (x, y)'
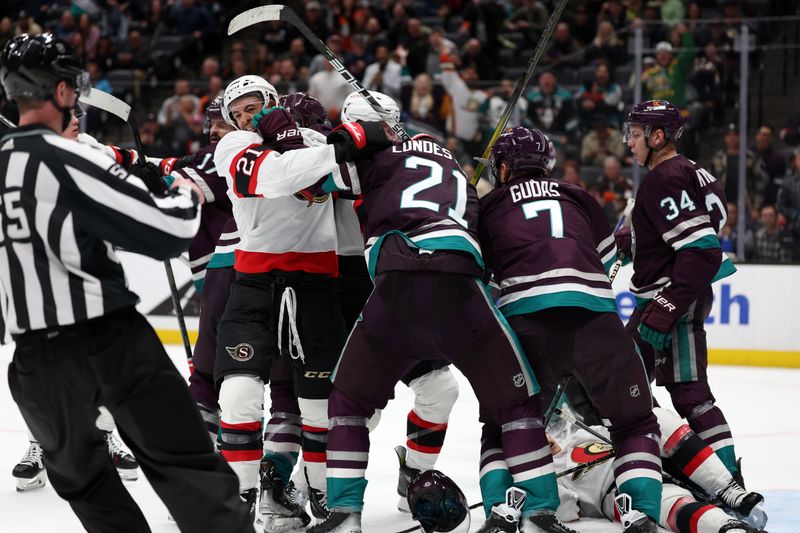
top-left (519, 510), bottom-right (579, 533)
top-left (394, 446), bottom-right (420, 513)
top-left (476, 487), bottom-right (525, 533)
top-left (241, 488), bottom-right (257, 524)
top-left (716, 479), bottom-right (767, 529)
top-left (306, 478), bottom-right (329, 520)
top-left (306, 511), bottom-right (361, 533)
top-left (259, 458), bottom-right (311, 532)
top-left (720, 519), bottom-right (769, 533)
top-left (12, 441), bottom-right (46, 492)
top-left (105, 431), bottom-right (138, 481)
top-left (615, 493), bottom-right (658, 533)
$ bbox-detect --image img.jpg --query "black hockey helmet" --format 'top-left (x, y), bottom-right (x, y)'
top-left (1, 33), bottom-right (89, 101)
top-left (203, 95), bottom-right (224, 134)
top-left (407, 470), bottom-right (470, 533)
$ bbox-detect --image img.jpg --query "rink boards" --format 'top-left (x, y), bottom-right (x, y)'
top-left (118, 253), bottom-right (800, 369)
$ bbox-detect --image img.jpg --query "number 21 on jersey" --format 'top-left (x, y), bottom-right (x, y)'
top-left (399, 156), bottom-right (469, 227)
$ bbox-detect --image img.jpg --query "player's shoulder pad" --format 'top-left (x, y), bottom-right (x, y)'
top-left (299, 126), bottom-right (327, 147)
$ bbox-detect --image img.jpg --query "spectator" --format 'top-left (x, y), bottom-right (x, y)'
top-left (198, 75), bottom-right (223, 112)
top-left (252, 43), bottom-right (273, 76)
top-left (271, 56), bottom-right (304, 95)
top-left (116, 30), bottom-right (151, 71)
top-left (1, 17), bottom-right (13, 47)
top-left (777, 149), bottom-right (800, 237)
top-left (660, 0), bottom-right (686, 26)
top-left (439, 61), bottom-right (487, 156)
top-left (262, 20), bottom-right (292, 57)
top-left (642, 25), bottom-right (696, 110)
top-left (362, 43), bottom-right (405, 102)
top-left (460, 38), bottom-right (498, 81)
top-left (158, 79), bottom-right (193, 128)
top-left (445, 136), bottom-right (473, 170)
top-left (139, 114), bottom-right (173, 158)
top-left (719, 202), bottom-right (740, 261)
top-left (200, 57), bottom-right (221, 85)
top-left (574, 62), bottom-right (622, 130)
top-left (425, 26), bottom-right (456, 76)
top-left (308, 59), bottom-right (352, 115)
top-left (597, 0), bottom-right (627, 31)
top-left (387, 1), bottom-right (411, 49)
top-left (342, 35), bottom-right (371, 83)
top-left (584, 21), bottom-right (627, 67)
top-left (543, 22), bottom-right (583, 67)
top-left (481, 77), bottom-right (528, 140)
top-left (397, 18), bottom-right (429, 78)
top-left (560, 160), bottom-right (586, 188)
top-left (170, 0), bottom-right (216, 44)
top-left (505, 0), bottom-right (549, 48)
top-left (93, 36), bottom-right (117, 73)
top-left (689, 42), bottom-right (726, 130)
top-left (753, 124), bottom-right (787, 203)
top-left (711, 124), bottom-right (771, 221)
top-left (780, 110), bottom-right (800, 146)
top-left (14, 11), bottom-right (42, 37)
top-left (363, 17), bottom-right (388, 55)
top-left (526, 71), bottom-right (579, 147)
top-left (599, 155), bottom-right (632, 215)
top-left (570, 4), bottom-right (594, 46)
top-left (309, 35), bottom-right (343, 77)
top-left (580, 115), bottom-right (625, 167)
top-left (54, 10), bottom-right (77, 42)
top-left (287, 37), bottom-right (312, 70)
top-left (77, 13), bottom-right (101, 60)
top-left (302, 1), bottom-right (330, 52)
top-left (745, 205), bottom-right (795, 263)
top-left (459, 0), bottom-right (506, 61)
top-left (86, 62), bottom-right (112, 95)
top-left (144, 0), bottom-right (169, 35)
top-left (401, 72), bottom-right (450, 138)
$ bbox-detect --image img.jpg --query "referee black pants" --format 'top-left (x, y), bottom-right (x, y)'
top-left (8, 308), bottom-right (252, 533)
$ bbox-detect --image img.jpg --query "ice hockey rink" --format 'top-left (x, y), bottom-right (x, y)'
top-left (1, 341), bottom-right (798, 533)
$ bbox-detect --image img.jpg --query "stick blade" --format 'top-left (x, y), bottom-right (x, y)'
top-left (228, 5), bottom-right (286, 35)
top-left (79, 88), bottom-right (131, 122)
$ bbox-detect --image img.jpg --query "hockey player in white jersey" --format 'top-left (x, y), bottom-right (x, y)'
top-left (552, 407), bottom-right (767, 533)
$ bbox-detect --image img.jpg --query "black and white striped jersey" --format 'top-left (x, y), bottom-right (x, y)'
top-left (0, 124), bottom-right (201, 337)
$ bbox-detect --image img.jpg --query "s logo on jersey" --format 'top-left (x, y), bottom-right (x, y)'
top-left (569, 441), bottom-right (613, 480)
top-left (293, 191), bottom-right (330, 205)
top-left (226, 343), bottom-right (255, 362)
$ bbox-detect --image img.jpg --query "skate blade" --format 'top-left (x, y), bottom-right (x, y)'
top-left (261, 514), bottom-right (308, 532)
top-left (117, 468), bottom-right (139, 481)
top-left (15, 472), bottom-right (46, 492)
top-left (742, 502), bottom-right (768, 529)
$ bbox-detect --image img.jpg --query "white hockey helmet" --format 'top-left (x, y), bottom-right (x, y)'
top-left (340, 90), bottom-right (400, 124)
top-left (222, 75), bottom-right (279, 128)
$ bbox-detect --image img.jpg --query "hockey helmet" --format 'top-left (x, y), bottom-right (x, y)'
top-left (340, 89), bottom-right (400, 124)
top-left (222, 75), bottom-right (279, 128)
top-left (203, 94), bottom-right (224, 134)
top-left (489, 127), bottom-right (554, 182)
top-left (279, 92), bottom-right (328, 128)
top-left (407, 470), bottom-right (470, 533)
top-left (1, 33), bottom-right (90, 100)
top-left (623, 99), bottom-right (684, 143)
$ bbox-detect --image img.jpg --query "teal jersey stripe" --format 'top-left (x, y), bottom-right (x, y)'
top-left (365, 230), bottom-right (483, 280)
top-left (678, 233), bottom-right (721, 251)
top-left (192, 278), bottom-right (205, 292)
top-left (676, 320), bottom-right (693, 381)
top-left (711, 257), bottom-right (737, 283)
top-left (207, 252), bottom-right (235, 269)
top-left (501, 291), bottom-right (618, 318)
top-left (602, 256), bottom-right (616, 276)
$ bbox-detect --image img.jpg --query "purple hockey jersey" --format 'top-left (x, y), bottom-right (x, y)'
top-left (324, 136), bottom-right (483, 278)
top-left (172, 143), bottom-right (233, 291)
top-left (630, 155), bottom-right (735, 305)
top-left (479, 177), bottom-right (618, 317)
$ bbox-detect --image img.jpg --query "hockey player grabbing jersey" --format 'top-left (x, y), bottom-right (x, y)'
top-left (254, 90), bottom-right (575, 533)
top-left (478, 127), bottom-right (662, 533)
top-left (617, 101), bottom-right (744, 484)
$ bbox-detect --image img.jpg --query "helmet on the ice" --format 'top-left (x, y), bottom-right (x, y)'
top-left (203, 95), bottom-right (224, 134)
top-left (279, 92), bottom-right (328, 128)
top-left (222, 75), bottom-right (279, 128)
top-left (340, 90), bottom-right (400, 124)
top-left (407, 470), bottom-right (470, 533)
top-left (489, 127), bottom-right (553, 182)
top-left (623, 99), bottom-right (684, 143)
top-left (1, 33), bottom-right (89, 100)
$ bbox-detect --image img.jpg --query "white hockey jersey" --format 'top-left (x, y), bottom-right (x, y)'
top-left (214, 128), bottom-right (345, 274)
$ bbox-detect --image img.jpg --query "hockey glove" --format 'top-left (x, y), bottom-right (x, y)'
top-left (327, 121), bottom-right (393, 163)
top-left (130, 161), bottom-right (168, 195)
top-left (638, 287), bottom-right (686, 351)
top-left (614, 226), bottom-right (632, 259)
top-left (253, 106), bottom-right (305, 153)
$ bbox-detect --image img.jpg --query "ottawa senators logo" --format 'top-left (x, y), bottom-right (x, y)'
top-left (225, 343), bottom-right (255, 362)
top-left (569, 441), bottom-right (613, 480)
top-left (293, 190), bottom-right (330, 204)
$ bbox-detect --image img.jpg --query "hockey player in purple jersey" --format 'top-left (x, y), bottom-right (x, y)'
top-left (617, 101), bottom-right (745, 488)
top-left (252, 91), bottom-right (575, 533)
top-left (478, 127), bottom-right (662, 533)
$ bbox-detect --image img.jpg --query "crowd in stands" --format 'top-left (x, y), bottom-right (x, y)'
top-left (1, 0), bottom-right (798, 262)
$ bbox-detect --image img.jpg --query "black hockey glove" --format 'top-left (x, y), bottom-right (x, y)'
top-left (253, 106), bottom-right (305, 153)
top-left (327, 121), bottom-right (393, 163)
top-left (130, 161), bottom-right (168, 195)
top-left (614, 226), bottom-right (632, 258)
top-left (639, 287), bottom-right (687, 351)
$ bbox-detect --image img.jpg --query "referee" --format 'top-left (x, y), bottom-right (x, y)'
top-left (0, 34), bottom-right (253, 532)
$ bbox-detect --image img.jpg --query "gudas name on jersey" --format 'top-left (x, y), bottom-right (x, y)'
top-left (510, 179), bottom-right (561, 203)
top-left (391, 139), bottom-right (454, 160)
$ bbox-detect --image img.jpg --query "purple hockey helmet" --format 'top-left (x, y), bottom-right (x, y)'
top-left (407, 470), bottom-right (470, 533)
top-left (279, 92), bottom-right (328, 128)
top-left (489, 127), bottom-right (553, 182)
top-left (203, 95), bottom-right (224, 134)
top-left (624, 99), bottom-right (684, 143)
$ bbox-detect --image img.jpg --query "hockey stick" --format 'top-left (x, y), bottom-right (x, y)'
top-left (544, 376), bottom-right (570, 428)
top-left (228, 4), bottom-right (410, 142)
top-left (554, 407), bottom-right (612, 445)
top-left (0, 112), bottom-right (15, 129)
top-left (608, 198), bottom-right (635, 283)
top-left (79, 89), bottom-right (194, 367)
top-left (470, 0), bottom-right (570, 186)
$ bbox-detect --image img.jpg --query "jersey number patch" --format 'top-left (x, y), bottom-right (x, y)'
top-left (400, 156), bottom-right (469, 228)
top-left (521, 199), bottom-right (564, 238)
top-left (2, 190), bottom-right (31, 240)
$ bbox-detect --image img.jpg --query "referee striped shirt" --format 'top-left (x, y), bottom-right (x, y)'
top-left (0, 124), bottom-right (200, 337)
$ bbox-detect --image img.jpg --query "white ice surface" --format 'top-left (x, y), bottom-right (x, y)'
top-left (1, 343), bottom-right (798, 532)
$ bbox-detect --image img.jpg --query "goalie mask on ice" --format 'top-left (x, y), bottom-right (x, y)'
top-left (222, 74), bottom-right (279, 129)
top-left (489, 126), bottom-right (555, 184)
top-left (406, 470), bottom-right (470, 533)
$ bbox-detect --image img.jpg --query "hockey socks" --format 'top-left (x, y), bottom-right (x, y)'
top-left (325, 391), bottom-right (370, 512)
top-left (612, 434), bottom-right (663, 522)
top-left (405, 367), bottom-right (458, 472)
top-left (219, 375), bottom-right (265, 490)
top-left (262, 410), bottom-right (302, 483)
